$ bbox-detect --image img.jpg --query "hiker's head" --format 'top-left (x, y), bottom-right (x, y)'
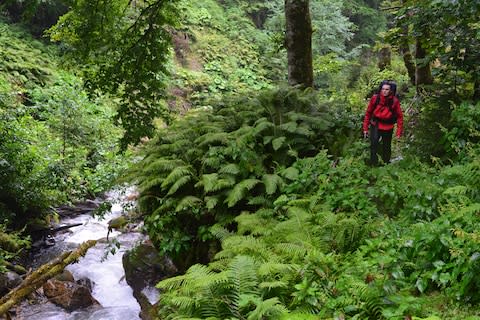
top-left (379, 79), bottom-right (397, 97)
top-left (380, 83), bottom-right (392, 97)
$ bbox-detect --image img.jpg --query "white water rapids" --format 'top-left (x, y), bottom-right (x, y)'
top-left (15, 192), bottom-right (158, 320)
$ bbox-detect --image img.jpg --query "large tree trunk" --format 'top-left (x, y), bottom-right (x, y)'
top-left (399, 25), bottom-right (415, 85)
top-left (285, 0), bottom-right (313, 88)
top-left (415, 38), bottom-right (433, 87)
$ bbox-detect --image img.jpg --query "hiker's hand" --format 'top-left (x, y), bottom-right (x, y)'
top-left (363, 131), bottom-right (368, 139)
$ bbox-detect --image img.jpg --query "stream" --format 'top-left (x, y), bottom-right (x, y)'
top-left (14, 191), bottom-right (157, 320)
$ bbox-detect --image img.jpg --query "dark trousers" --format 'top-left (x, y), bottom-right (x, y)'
top-left (369, 126), bottom-right (393, 166)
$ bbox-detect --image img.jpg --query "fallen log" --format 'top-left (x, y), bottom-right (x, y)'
top-left (0, 240), bottom-right (97, 316)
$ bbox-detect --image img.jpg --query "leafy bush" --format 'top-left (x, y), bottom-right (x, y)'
top-left (128, 87), bottom-right (364, 271)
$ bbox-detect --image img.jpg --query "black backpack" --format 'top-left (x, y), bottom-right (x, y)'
top-left (372, 80), bottom-right (398, 125)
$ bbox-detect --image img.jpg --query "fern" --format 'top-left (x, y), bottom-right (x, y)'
top-left (161, 165), bottom-right (194, 190)
top-left (175, 196), bottom-right (202, 212)
top-left (167, 175), bottom-right (192, 196)
top-left (219, 163), bottom-right (241, 175)
top-left (195, 131), bottom-right (229, 147)
top-left (204, 195), bottom-right (219, 210)
top-left (247, 297), bottom-right (288, 320)
top-left (262, 173), bottom-right (283, 195)
top-left (196, 173), bottom-right (219, 193)
top-left (226, 178), bottom-right (261, 207)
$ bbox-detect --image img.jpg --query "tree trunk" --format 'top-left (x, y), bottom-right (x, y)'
top-left (0, 240), bottom-right (97, 316)
top-left (415, 38), bottom-right (433, 87)
top-left (377, 46), bottom-right (391, 71)
top-left (285, 0), bottom-right (313, 88)
top-left (399, 25), bottom-right (415, 85)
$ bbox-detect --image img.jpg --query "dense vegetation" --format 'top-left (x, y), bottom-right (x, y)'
top-left (0, 19), bottom-right (127, 269)
top-left (1, 0), bottom-right (480, 319)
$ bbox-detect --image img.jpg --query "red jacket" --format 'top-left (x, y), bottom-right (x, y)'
top-left (363, 94), bottom-right (403, 137)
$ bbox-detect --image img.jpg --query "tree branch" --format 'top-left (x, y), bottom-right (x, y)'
top-left (0, 240), bottom-right (97, 316)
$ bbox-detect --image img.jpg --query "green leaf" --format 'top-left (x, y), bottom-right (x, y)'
top-left (262, 174), bottom-right (283, 195)
top-left (272, 136), bottom-right (286, 151)
top-left (281, 167), bottom-right (299, 180)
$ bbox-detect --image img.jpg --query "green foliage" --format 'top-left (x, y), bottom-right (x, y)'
top-left (128, 87), bottom-right (357, 269)
top-left (48, 0), bottom-right (180, 148)
top-left (385, 0), bottom-right (480, 99)
top-left (441, 101), bottom-right (480, 161)
top-left (0, 21), bottom-right (127, 261)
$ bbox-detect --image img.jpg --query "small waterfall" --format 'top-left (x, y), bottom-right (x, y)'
top-left (16, 191), bottom-right (149, 320)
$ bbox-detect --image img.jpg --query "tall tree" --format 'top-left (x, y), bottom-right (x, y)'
top-left (284, 0), bottom-right (313, 88)
top-left (48, 0), bottom-right (179, 149)
top-left (386, 0), bottom-right (479, 97)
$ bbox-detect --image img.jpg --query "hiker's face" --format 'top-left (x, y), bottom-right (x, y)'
top-left (381, 85), bottom-right (391, 97)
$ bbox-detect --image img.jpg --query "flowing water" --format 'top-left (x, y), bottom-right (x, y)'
top-left (14, 192), bottom-right (154, 320)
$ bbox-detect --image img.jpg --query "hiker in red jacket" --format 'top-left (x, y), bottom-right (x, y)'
top-left (363, 80), bottom-right (403, 166)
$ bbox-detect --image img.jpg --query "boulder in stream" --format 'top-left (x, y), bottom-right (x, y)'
top-left (0, 271), bottom-right (22, 296)
top-left (123, 242), bottom-right (178, 319)
top-left (43, 278), bottom-right (100, 311)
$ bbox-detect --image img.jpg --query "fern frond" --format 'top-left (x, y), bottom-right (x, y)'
top-left (175, 196), bottom-right (202, 212)
top-left (210, 224), bottom-right (233, 241)
top-left (278, 121), bottom-right (298, 133)
top-left (137, 176), bottom-right (165, 193)
top-left (273, 242), bottom-right (308, 260)
top-left (228, 255), bottom-right (259, 297)
top-left (257, 262), bottom-right (297, 277)
top-left (262, 173), bottom-right (283, 195)
top-left (258, 280), bottom-right (289, 290)
top-left (253, 117), bottom-right (274, 135)
top-left (272, 136), bottom-right (286, 151)
top-left (161, 165), bottom-right (194, 190)
top-left (167, 175), bottom-right (192, 196)
top-left (246, 297), bottom-right (288, 320)
top-left (247, 195), bottom-right (269, 206)
top-left (280, 166), bottom-right (299, 180)
top-left (226, 178), bottom-right (261, 207)
top-left (217, 235), bottom-right (271, 261)
top-left (219, 163), bottom-right (241, 175)
top-left (195, 132), bottom-right (229, 147)
top-left (142, 158), bottom-right (185, 174)
top-left (205, 195), bottom-right (219, 210)
top-left (236, 212), bottom-right (275, 236)
top-left (196, 173), bottom-right (219, 193)
top-left (202, 156), bottom-right (222, 169)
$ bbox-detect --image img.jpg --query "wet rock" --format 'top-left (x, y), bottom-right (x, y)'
top-left (123, 242), bottom-right (177, 318)
top-left (56, 198), bottom-right (103, 218)
top-left (43, 279), bottom-right (100, 311)
top-left (123, 242), bottom-right (177, 294)
top-left (76, 277), bottom-right (94, 292)
top-left (54, 269), bottom-right (75, 282)
top-left (0, 271), bottom-right (22, 295)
